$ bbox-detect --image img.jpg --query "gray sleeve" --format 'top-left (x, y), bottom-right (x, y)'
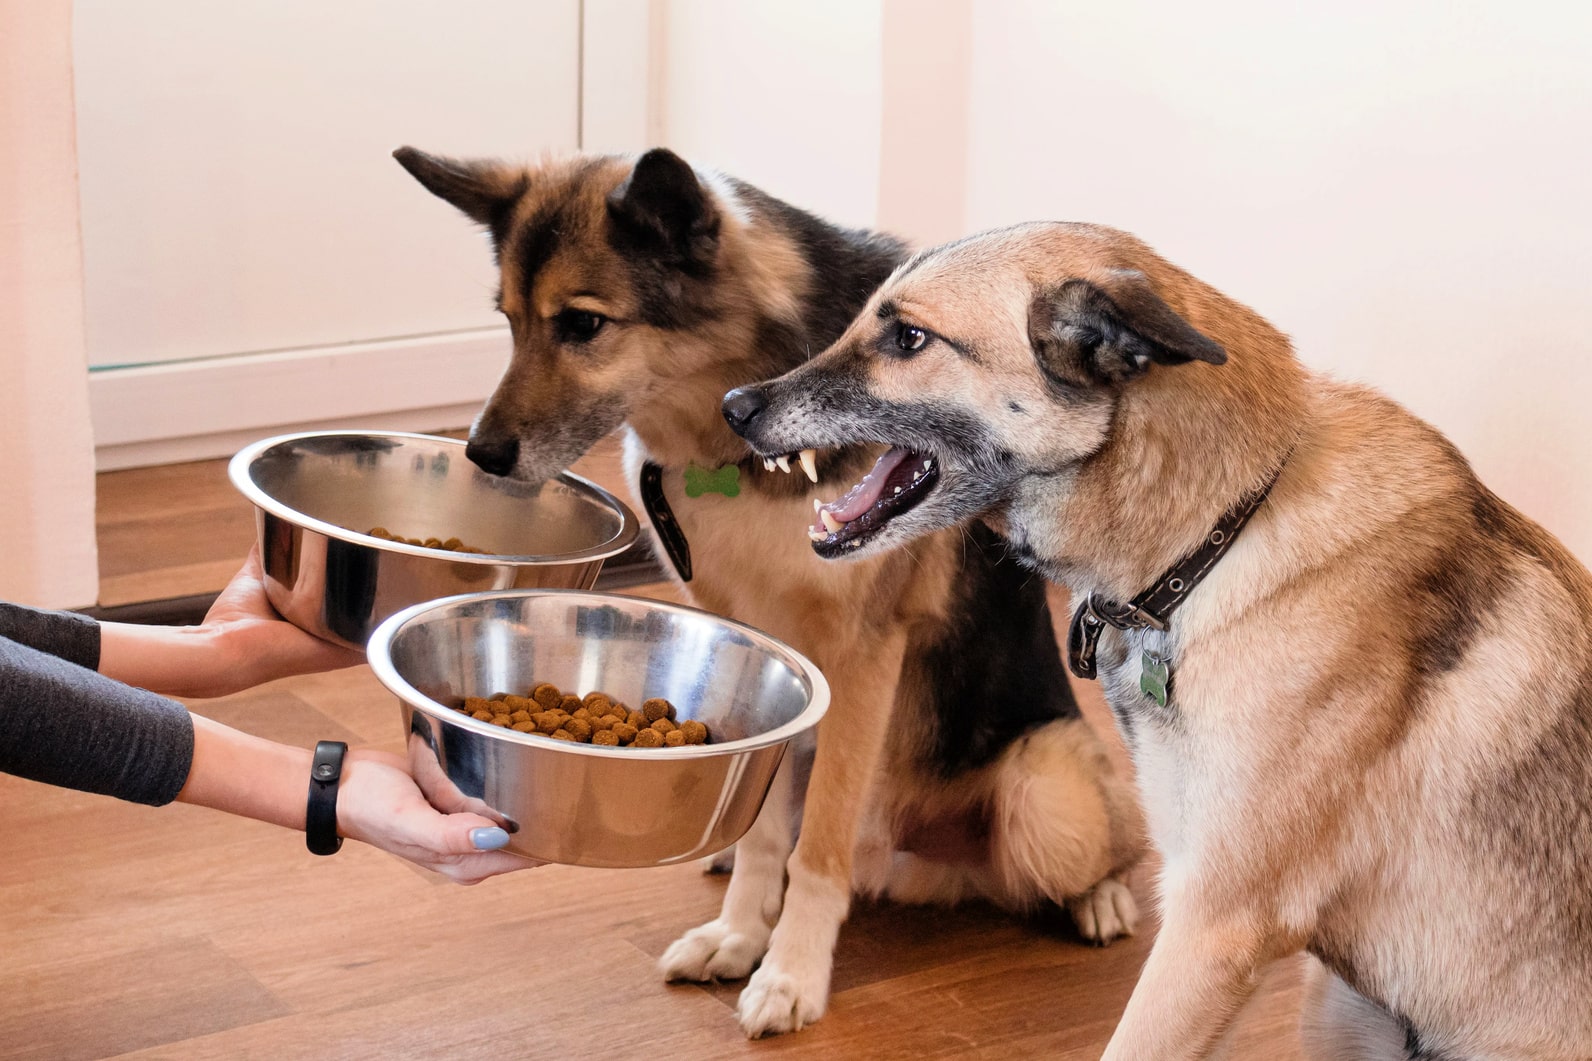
top-left (0, 602), bottom-right (101, 669)
top-left (0, 635), bottom-right (195, 807)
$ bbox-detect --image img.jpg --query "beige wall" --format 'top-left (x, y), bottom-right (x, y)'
top-left (0, 0), bottom-right (100, 609)
top-left (657, 0), bottom-right (884, 229)
top-left (963, 0), bottom-right (1592, 564)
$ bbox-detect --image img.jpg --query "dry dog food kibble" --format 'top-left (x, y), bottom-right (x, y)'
top-left (366, 527), bottom-right (490, 553)
top-left (447, 683), bottom-right (709, 748)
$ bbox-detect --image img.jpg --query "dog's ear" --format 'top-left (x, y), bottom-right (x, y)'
top-left (606, 148), bottom-right (720, 267)
top-left (1028, 272), bottom-right (1226, 387)
top-left (392, 146), bottom-right (526, 238)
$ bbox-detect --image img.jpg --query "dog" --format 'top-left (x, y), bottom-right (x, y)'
top-left (392, 150), bottom-right (1145, 1037)
top-left (723, 221), bottom-right (1592, 1059)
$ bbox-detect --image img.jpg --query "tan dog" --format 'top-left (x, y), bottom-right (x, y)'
top-left (725, 221), bottom-right (1592, 1059)
top-left (393, 152), bottom-right (1144, 1037)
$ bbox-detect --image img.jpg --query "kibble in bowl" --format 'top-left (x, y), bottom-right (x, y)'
top-left (449, 684), bottom-right (709, 748)
top-left (368, 589), bottom-right (829, 868)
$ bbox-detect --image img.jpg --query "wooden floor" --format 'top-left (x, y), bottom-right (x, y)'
top-left (0, 441), bottom-right (1311, 1059)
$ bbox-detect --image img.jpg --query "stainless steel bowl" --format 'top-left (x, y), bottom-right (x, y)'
top-left (229, 431), bottom-right (640, 648)
top-left (368, 590), bottom-right (830, 868)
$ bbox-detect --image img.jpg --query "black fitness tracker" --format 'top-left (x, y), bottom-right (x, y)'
top-left (306, 740), bottom-right (348, 856)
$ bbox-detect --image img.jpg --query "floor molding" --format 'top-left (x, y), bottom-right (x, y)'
top-left (90, 329), bottom-right (510, 470)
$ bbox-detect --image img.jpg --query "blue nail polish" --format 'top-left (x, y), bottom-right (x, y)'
top-left (470, 826), bottom-right (510, 851)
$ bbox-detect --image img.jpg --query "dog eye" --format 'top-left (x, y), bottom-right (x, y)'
top-left (895, 324), bottom-right (928, 353)
top-left (554, 310), bottom-right (606, 344)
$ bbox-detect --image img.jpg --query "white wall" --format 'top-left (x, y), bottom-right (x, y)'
top-left (657, 0), bottom-right (883, 230)
top-left (964, 0), bottom-right (1592, 563)
top-left (0, 0), bottom-right (101, 609)
top-left (74, 0), bottom-right (581, 369)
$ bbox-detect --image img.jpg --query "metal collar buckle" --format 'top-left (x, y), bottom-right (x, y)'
top-left (1068, 593), bottom-right (1167, 681)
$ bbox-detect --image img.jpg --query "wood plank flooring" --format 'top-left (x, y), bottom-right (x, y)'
top-left (0, 441), bottom-right (1312, 1059)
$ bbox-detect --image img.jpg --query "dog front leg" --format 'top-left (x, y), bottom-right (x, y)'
top-left (1101, 896), bottom-right (1276, 1061)
top-left (736, 636), bottom-right (906, 1038)
top-left (659, 758), bottom-right (797, 981)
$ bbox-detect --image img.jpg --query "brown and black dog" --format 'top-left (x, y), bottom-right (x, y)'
top-left (393, 152), bottom-right (1143, 1037)
top-left (726, 221), bottom-right (1592, 1058)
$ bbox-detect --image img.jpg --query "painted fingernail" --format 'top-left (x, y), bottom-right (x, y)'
top-left (470, 827), bottom-right (510, 850)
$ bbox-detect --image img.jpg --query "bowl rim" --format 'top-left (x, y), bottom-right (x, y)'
top-left (366, 589), bottom-right (831, 760)
top-left (227, 430), bottom-right (640, 565)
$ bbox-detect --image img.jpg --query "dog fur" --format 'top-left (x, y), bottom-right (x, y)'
top-left (393, 152), bottom-right (1144, 1037)
top-left (725, 221), bottom-right (1592, 1059)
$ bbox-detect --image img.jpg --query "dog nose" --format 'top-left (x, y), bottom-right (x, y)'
top-left (721, 387), bottom-right (767, 434)
top-left (466, 436), bottom-right (519, 477)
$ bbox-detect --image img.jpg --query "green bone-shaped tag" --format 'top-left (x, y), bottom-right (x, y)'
top-left (1140, 651), bottom-right (1170, 707)
top-left (684, 462), bottom-right (740, 498)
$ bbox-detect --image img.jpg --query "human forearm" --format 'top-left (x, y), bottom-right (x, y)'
top-left (176, 714), bottom-right (311, 828)
top-left (176, 716), bottom-right (531, 882)
top-left (0, 635), bottom-right (193, 805)
top-left (97, 549), bottom-right (363, 699)
top-left (97, 622), bottom-right (243, 699)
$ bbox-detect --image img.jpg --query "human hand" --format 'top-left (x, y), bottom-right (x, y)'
top-left (98, 548), bottom-right (364, 699)
top-left (198, 546), bottom-right (366, 693)
top-left (337, 749), bottom-right (541, 883)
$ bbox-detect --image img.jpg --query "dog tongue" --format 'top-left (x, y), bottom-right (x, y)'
top-left (824, 447), bottom-right (911, 522)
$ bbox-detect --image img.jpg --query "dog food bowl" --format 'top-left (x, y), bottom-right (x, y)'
top-left (229, 431), bottom-right (640, 648)
top-left (367, 590), bottom-right (830, 867)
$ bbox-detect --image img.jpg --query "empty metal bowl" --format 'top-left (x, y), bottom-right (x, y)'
top-left (367, 590), bottom-right (830, 868)
top-left (229, 431), bottom-right (640, 648)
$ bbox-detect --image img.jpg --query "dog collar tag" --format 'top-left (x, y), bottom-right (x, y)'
top-left (1140, 651), bottom-right (1170, 707)
top-left (684, 462), bottom-right (740, 498)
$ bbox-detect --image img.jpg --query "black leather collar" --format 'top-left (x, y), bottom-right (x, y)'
top-left (639, 461), bottom-right (692, 582)
top-left (1066, 460), bottom-right (1286, 681)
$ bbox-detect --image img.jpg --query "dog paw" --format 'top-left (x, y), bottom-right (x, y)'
top-left (1067, 876), bottom-right (1139, 946)
top-left (736, 959), bottom-right (829, 1038)
top-left (659, 919), bottom-right (769, 982)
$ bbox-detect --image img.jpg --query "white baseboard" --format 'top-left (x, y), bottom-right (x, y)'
top-left (90, 328), bottom-right (510, 470)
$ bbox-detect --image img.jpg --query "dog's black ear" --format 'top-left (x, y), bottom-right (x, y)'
top-left (1029, 272), bottom-right (1226, 387)
top-left (606, 148), bottom-right (720, 267)
top-left (392, 146), bottom-right (526, 239)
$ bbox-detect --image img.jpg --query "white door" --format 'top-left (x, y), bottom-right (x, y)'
top-left (74, 0), bottom-right (582, 466)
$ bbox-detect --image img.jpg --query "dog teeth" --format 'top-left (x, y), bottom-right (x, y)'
top-left (820, 510), bottom-right (843, 533)
top-left (894, 486), bottom-right (902, 494)
top-left (776, 455), bottom-right (791, 474)
top-left (923, 459), bottom-right (933, 470)
top-left (813, 498), bottom-right (823, 513)
top-left (763, 457), bottom-right (776, 472)
top-left (798, 449), bottom-right (818, 483)
top-left (807, 528), bottom-right (827, 542)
